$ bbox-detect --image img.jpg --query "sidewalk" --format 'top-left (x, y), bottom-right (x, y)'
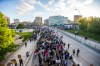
top-left (14, 34), bottom-right (23, 44)
top-left (57, 28), bottom-right (100, 53)
top-left (26, 34), bottom-right (40, 66)
top-left (4, 35), bottom-right (40, 66)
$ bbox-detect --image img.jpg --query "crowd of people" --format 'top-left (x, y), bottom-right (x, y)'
top-left (33, 27), bottom-right (76, 66)
top-left (0, 27), bottom-right (94, 66)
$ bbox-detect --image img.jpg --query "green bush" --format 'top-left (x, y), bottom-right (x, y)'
top-left (0, 44), bottom-right (19, 61)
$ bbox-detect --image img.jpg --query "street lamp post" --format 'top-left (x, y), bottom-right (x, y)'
top-left (75, 9), bottom-right (81, 32)
top-left (74, 9), bottom-right (81, 40)
top-left (75, 9), bottom-right (88, 44)
top-left (75, 9), bottom-right (81, 15)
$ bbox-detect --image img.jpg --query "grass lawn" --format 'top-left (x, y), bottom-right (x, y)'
top-left (16, 32), bottom-right (33, 42)
top-left (65, 29), bottom-right (100, 43)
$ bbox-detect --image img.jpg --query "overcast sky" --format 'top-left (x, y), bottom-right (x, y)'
top-left (0, 0), bottom-right (100, 23)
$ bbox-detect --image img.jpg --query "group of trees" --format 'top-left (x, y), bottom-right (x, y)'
top-left (78, 17), bottom-right (100, 41)
top-left (0, 12), bottom-right (17, 61)
top-left (16, 23), bottom-right (24, 29)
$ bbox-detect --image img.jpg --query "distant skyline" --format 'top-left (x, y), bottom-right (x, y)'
top-left (0, 0), bottom-right (100, 23)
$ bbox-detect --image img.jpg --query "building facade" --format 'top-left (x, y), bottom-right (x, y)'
top-left (14, 19), bottom-right (19, 23)
top-left (44, 19), bottom-right (49, 26)
top-left (74, 15), bottom-right (82, 22)
top-left (34, 17), bottom-right (42, 26)
top-left (49, 16), bottom-right (68, 26)
top-left (64, 23), bottom-right (78, 29)
top-left (22, 21), bottom-right (32, 28)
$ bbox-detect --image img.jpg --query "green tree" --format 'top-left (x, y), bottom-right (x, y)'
top-left (88, 18), bottom-right (100, 35)
top-left (16, 23), bottom-right (24, 29)
top-left (78, 18), bottom-right (88, 31)
top-left (78, 17), bottom-right (100, 41)
top-left (0, 12), bottom-right (15, 48)
top-left (0, 12), bottom-right (15, 61)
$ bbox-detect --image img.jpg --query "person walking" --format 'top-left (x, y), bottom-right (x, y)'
top-left (64, 52), bottom-right (69, 60)
top-left (69, 55), bottom-right (73, 63)
top-left (26, 51), bottom-right (29, 58)
top-left (73, 49), bottom-right (75, 56)
top-left (19, 58), bottom-right (23, 66)
top-left (68, 44), bottom-right (70, 49)
top-left (77, 49), bottom-right (80, 57)
top-left (25, 42), bottom-right (27, 47)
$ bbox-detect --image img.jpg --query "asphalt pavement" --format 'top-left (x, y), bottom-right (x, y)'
top-left (56, 28), bottom-right (100, 66)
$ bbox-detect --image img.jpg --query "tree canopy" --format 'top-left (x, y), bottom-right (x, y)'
top-left (16, 23), bottom-right (24, 29)
top-left (78, 17), bottom-right (100, 39)
top-left (78, 17), bottom-right (100, 33)
top-left (0, 12), bottom-right (16, 61)
top-left (88, 18), bottom-right (100, 35)
top-left (0, 12), bottom-right (15, 48)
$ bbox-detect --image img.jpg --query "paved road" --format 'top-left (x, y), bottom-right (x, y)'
top-left (27, 30), bottom-right (74, 66)
top-left (57, 29), bottom-right (100, 52)
top-left (56, 29), bottom-right (100, 66)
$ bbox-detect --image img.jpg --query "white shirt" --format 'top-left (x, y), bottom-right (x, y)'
top-left (56, 59), bottom-right (61, 63)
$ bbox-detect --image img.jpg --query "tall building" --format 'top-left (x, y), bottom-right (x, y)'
top-left (22, 21), bottom-right (32, 28)
top-left (74, 15), bottom-right (82, 22)
top-left (49, 16), bottom-right (68, 26)
top-left (14, 19), bottom-right (19, 23)
top-left (5, 16), bottom-right (10, 25)
top-left (44, 19), bottom-right (49, 26)
top-left (34, 17), bottom-right (42, 26)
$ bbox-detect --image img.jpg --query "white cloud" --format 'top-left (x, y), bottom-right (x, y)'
top-left (16, 0), bottom-right (95, 20)
top-left (39, 0), bottom-right (94, 11)
top-left (16, 0), bottom-right (37, 15)
top-left (25, 0), bottom-right (38, 4)
top-left (83, 0), bottom-right (93, 5)
top-left (37, 0), bottom-right (94, 20)
top-left (32, 11), bottom-right (44, 16)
